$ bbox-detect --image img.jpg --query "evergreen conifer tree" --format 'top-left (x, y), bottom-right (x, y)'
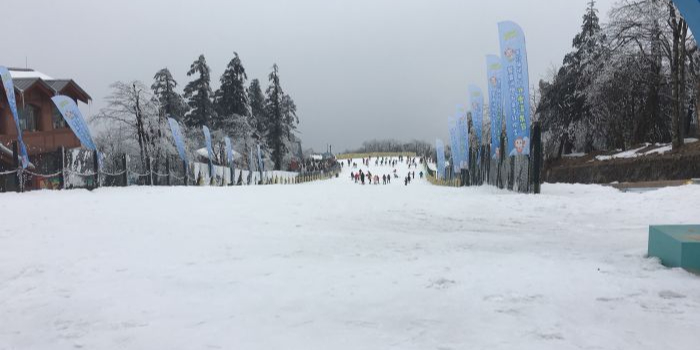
top-left (539, 1), bottom-right (604, 153)
top-left (264, 64), bottom-right (299, 170)
top-left (183, 55), bottom-right (216, 128)
top-left (248, 78), bottom-right (267, 140)
top-left (214, 52), bottom-right (249, 130)
top-left (151, 68), bottom-right (189, 120)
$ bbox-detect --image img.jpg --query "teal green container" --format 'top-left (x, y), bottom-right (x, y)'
top-left (649, 225), bottom-right (700, 272)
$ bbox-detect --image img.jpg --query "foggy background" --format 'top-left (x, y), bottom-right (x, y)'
top-left (3, 0), bottom-right (615, 152)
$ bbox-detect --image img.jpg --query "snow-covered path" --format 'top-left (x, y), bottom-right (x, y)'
top-left (1, 158), bottom-right (699, 349)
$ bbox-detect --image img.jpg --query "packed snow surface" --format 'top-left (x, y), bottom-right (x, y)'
top-left (1, 158), bottom-right (699, 350)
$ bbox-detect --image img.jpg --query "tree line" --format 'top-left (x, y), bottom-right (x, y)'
top-left (537, 0), bottom-right (699, 158)
top-left (350, 139), bottom-right (435, 159)
top-left (94, 53), bottom-right (300, 173)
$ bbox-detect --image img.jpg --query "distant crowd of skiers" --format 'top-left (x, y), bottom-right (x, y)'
top-left (350, 170), bottom-right (395, 185)
top-left (347, 156), bottom-right (423, 186)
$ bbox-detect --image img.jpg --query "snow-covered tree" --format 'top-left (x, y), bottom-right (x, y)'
top-left (539, 0), bottom-right (605, 154)
top-left (213, 52), bottom-right (249, 131)
top-left (668, 1), bottom-right (690, 149)
top-left (151, 68), bottom-right (189, 121)
top-left (537, 0), bottom-right (699, 156)
top-left (247, 78), bottom-right (266, 141)
top-left (264, 64), bottom-right (299, 170)
top-left (93, 81), bottom-right (164, 172)
top-left (183, 55), bottom-right (216, 128)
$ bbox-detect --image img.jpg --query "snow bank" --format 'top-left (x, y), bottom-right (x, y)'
top-left (595, 145), bottom-right (649, 161)
top-left (595, 138), bottom-right (699, 161)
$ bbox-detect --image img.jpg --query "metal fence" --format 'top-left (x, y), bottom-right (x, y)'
top-left (0, 145), bottom-right (332, 193)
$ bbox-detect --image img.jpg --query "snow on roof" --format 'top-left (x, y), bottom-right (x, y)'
top-left (8, 68), bottom-right (53, 80)
top-left (3, 68), bottom-right (91, 102)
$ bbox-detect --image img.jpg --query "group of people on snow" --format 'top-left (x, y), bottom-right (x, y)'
top-left (348, 156), bottom-right (424, 186)
top-left (405, 157), bottom-right (420, 169)
top-left (404, 171), bottom-right (418, 186)
top-left (302, 158), bottom-right (338, 173)
top-left (350, 169), bottom-right (395, 185)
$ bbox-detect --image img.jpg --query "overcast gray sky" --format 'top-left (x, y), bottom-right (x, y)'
top-left (4, 0), bottom-right (615, 152)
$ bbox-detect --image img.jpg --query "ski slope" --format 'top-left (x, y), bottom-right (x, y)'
top-left (1, 158), bottom-right (699, 350)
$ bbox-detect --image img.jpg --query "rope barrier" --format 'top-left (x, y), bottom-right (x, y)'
top-left (24, 170), bottom-right (63, 178)
top-left (4, 165), bottom-right (310, 190)
top-left (64, 169), bottom-right (97, 177)
top-left (99, 170), bottom-right (127, 177)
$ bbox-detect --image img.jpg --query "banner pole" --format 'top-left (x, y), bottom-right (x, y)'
top-left (122, 153), bottom-right (128, 187)
top-left (93, 150), bottom-right (100, 189)
top-left (166, 156), bottom-right (171, 186)
top-left (58, 146), bottom-right (65, 190)
top-left (12, 141), bottom-right (21, 193)
top-left (183, 161), bottom-right (188, 186)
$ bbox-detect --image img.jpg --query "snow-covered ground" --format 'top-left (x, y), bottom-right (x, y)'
top-left (1, 158), bottom-right (699, 349)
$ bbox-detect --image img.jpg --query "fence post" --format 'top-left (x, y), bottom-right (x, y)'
top-left (183, 161), bottom-right (188, 186)
top-left (122, 154), bottom-right (128, 187)
top-left (508, 156), bottom-right (515, 191)
top-left (485, 145), bottom-right (490, 186)
top-left (12, 141), bottom-right (22, 193)
top-left (93, 150), bottom-right (100, 189)
top-left (165, 156), bottom-right (171, 186)
top-left (499, 133), bottom-right (506, 189)
top-left (58, 146), bottom-right (65, 190)
top-left (149, 158), bottom-right (154, 186)
top-left (532, 122), bottom-right (542, 194)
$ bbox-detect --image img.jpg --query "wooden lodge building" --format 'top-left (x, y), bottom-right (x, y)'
top-left (0, 68), bottom-right (91, 189)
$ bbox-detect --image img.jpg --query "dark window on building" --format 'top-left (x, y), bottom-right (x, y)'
top-left (19, 104), bottom-right (40, 132)
top-left (52, 104), bottom-right (67, 129)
